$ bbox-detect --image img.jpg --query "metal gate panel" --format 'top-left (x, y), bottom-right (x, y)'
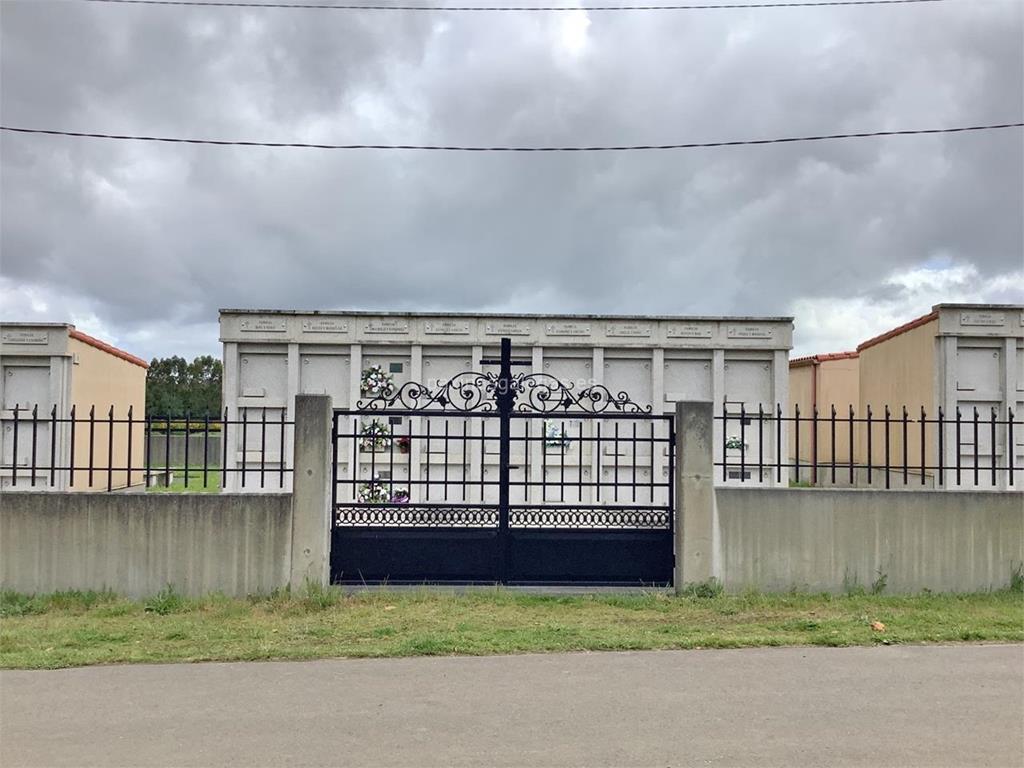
top-left (331, 338), bottom-right (675, 586)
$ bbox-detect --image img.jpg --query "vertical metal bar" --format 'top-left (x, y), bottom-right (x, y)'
top-left (331, 412), bottom-right (339, 508)
top-left (649, 420), bottom-right (656, 502)
top-left (542, 419), bottom-right (549, 503)
top-left (203, 413), bottom-right (210, 489)
top-left (595, 422), bottom-right (601, 502)
top-left (830, 404), bottom-right (836, 485)
top-left (143, 410), bottom-right (151, 491)
top-left (30, 404), bottom-right (38, 487)
top-left (1009, 407), bottom-right (1015, 487)
top-left (955, 408), bottom-right (962, 486)
top-left (221, 408), bottom-right (228, 490)
top-left (776, 403), bottom-right (782, 484)
top-left (938, 407), bottom-right (945, 486)
top-left (848, 405), bottom-right (854, 485)
top-left (184, 413), bottom-right (191, 490)
top-left (126, 405), bottom-right (134, 489)
top-left (972, 406), bottom-right (979, 486)
top-left (424, 419), bottom-right (430, 501)
top-left (107, 405), bottom-right (114, 492)
top-left (794, 403), bottom-right (801, 485)
top-left (443, 419), bottom-right (449, 502)
top-left (389, 421), bottom-right (395, 500)
top-left (561, 419), bottom-right (568, 503)
top-left (69, 404), bottom-right (76, 488)
top-left (462, 420), bottom-right (469, 502)
top-left (721, 401), bottom-right (728, 483)
top-left (370, 415), bottom-right (377, 499)
top-left (739, 404), bottom-right (746, 483)
top-left (351, 415), bottom-right (357, 501)
top-left (496, 337), bottom-right (514, 584)
top-left (49, 405), bottom-right (57, 487)
top-left (919, 407), bottom-right (926, 486)
top-left (479, 417), bottom-right (485, 501)
top-left (667, 416), bottom-right (675, 532)
top-left (88, 405), bottom-right (96, 488)
top-left (866, 405), bottom-right (873, 486)
top-left (990, 407), bottom-right (997, 487)
top-left (259, 407), bottom-right (267, 489)
top-left (240, 409), bottom-right (248, 488)
top-left (11, 405), bottom-right (18, 487)
top-left (883, 405), bottom-right (890, 490)
top-left (758, 404), bottom-right (764, 483)
top-left (279, 408), bottom-right (286, 489)
top-left (901, 405), bottom-right (908, 485)
top-left (164, 411), bottom-right (170, 488)
top-left (810, 405), bottom-right (817, 485)
top-left (612, 421), bottom-right (618, 502)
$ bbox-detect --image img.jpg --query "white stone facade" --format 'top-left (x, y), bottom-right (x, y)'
top-left (220, 310), bottom-right (794, 493)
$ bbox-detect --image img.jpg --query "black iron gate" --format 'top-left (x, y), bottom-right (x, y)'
top-left (330, 338), bottom-right (675, 586)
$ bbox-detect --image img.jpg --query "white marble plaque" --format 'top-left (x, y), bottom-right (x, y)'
top-left (424, 320), bottom-right (470, 335)
top-left (546, 322), bottom-right (591, 336)
top-left (302, 318), bottom-right (348, 334)
top-left (727, 325), bottom-right (773, 339)
top-left (666, 324), bottom-right (713, 339)
top-left (606, 322), bottom-right (651, 338)
top-left (960, 312), bottom-right (1005, 327)
top-left (239, 318), bottom-right (286, 333)
top-left (1, 330), bottom-right (48, 345)
top-left (365, 319), bottom-right (410, 334)
top-left (485, 320), bottom-right (531, 336)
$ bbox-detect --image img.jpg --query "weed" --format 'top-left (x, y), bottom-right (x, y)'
top-left (679, 579), bottom-right (724, 599)
top-left (144, 585), bottom-right (185, 616)
top-left (300, 581), bottom-right (342, 612)
top-left (1010, 562), bottom-right (1024, 594)
top-left (870, 569), bottom-right (888, 595)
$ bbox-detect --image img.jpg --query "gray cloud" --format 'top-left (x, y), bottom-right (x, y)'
top-left (1, 0), bottom-right (1021, 359)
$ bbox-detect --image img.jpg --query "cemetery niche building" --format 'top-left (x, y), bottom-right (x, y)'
top-left (0, 323), bottom-right (148, 491)
top-left (219, 310), bottom-right (794, 494)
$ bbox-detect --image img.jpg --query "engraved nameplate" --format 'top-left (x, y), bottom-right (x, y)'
top-left (302, 318), bottom-right (348, 334)
top-left (960, 312), bottom-right (1005, 327)
top-left (424, 320), bottom-right (470, 335)
top-left (1, 330), bottom-right (48, 345)
top-left (365, 319), bottom-right (410, 334)
top-left (546, 322), bottom-right (591, 336)
top-left (240, 318), bottom-right (286, 333)
top-left (666, 324), bottom-right (713, 339)
top-left (606, 323), bottom-right (651, 338)
top-left (727, 325), bottom-right (773, 339)
top-left (485, 321), bottom-right (531, 336)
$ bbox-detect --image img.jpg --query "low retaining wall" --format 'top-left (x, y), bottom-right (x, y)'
top-left (715, 487), bottom-right (1024, 593)
top-left (1, 492), bottom-right (292, 598)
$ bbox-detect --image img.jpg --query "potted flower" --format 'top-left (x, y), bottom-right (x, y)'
top-left (359, 420), bottom-right (390, 452)
top-left (396, 435), bottom-right (411, 454)
top-left (360, 365), bottom-right (393, 397)
top-left (544, 420), bottom-right (571, 450)
top-left (389, 488), bottom-right (410, 504)
top-left (358, 481), bottom-right (389, 504)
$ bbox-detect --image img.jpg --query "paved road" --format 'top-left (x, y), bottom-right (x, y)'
top-left (2, 645), bottom-right (1022, 767)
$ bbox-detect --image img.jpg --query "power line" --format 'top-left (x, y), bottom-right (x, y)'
top-left (78, 0), bottom-right (953, 11)
top-left (2, 122), bottom-right (1020, 152)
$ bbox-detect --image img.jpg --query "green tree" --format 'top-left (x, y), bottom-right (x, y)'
top-left (146, 355), bottom-right (222, 416)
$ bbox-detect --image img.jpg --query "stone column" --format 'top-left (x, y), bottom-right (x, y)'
top-left (290, 394), bottom-right (333, 591)
top-left (675, 401), bottom-right (715, 593)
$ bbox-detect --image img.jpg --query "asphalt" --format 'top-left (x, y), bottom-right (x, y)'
top-left (1, 644), bottom-right (1022, 767)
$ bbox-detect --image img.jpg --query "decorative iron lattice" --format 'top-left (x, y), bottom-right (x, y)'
top-left (356, 370), bottom-right (652, 414)
top-left (509, 506), bottom-right (670, 530)
top-left (357, 372), bottom-right (500, 412)
top-left (335, 504), bottom-right (499, 528)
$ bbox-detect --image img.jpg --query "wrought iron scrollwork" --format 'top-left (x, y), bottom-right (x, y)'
top-left (357, 372), bottom-right (500, 412)
top-left (513, 374), bottom-right (652, 414)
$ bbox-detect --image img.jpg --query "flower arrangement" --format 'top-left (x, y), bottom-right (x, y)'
top-left (725, 435), bottom-right (745, 450)
top-left (359, 420), bottom-right (391, 452)
top-left (544, 420), bottom-right (571, 449)
top-left (396, 435), bottom-right (411, 454)
top-left (360, 365), bottom-right (393, 397)
top-left (358, 481), bottom-right (409, 504)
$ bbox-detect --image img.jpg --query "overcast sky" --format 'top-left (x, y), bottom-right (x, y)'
top-left (1, 0), bottom-right (1022, 362)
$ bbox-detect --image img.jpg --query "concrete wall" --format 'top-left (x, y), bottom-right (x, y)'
top-left (1, 492), bottom-right (292, 598)
top-left (715, 487), bottom-right (1024, 593)
top-left (69, 335), bottom-right (148, 491)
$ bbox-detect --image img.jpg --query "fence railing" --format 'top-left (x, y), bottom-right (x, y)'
top-left (717, 403), bottom-right (1022, 489)
top-left (0, 405), bottom-right (293, 492)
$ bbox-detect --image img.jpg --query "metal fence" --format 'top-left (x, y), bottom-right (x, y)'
top-left (718, 403), bottom-right (1022, 489)
top-left (0, 405), bottom-right (293, 492)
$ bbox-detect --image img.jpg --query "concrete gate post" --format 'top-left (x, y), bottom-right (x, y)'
top-left (674, 401), bottom-right (715, 594)
top-left (290, 394), bottom-right (334, 591)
